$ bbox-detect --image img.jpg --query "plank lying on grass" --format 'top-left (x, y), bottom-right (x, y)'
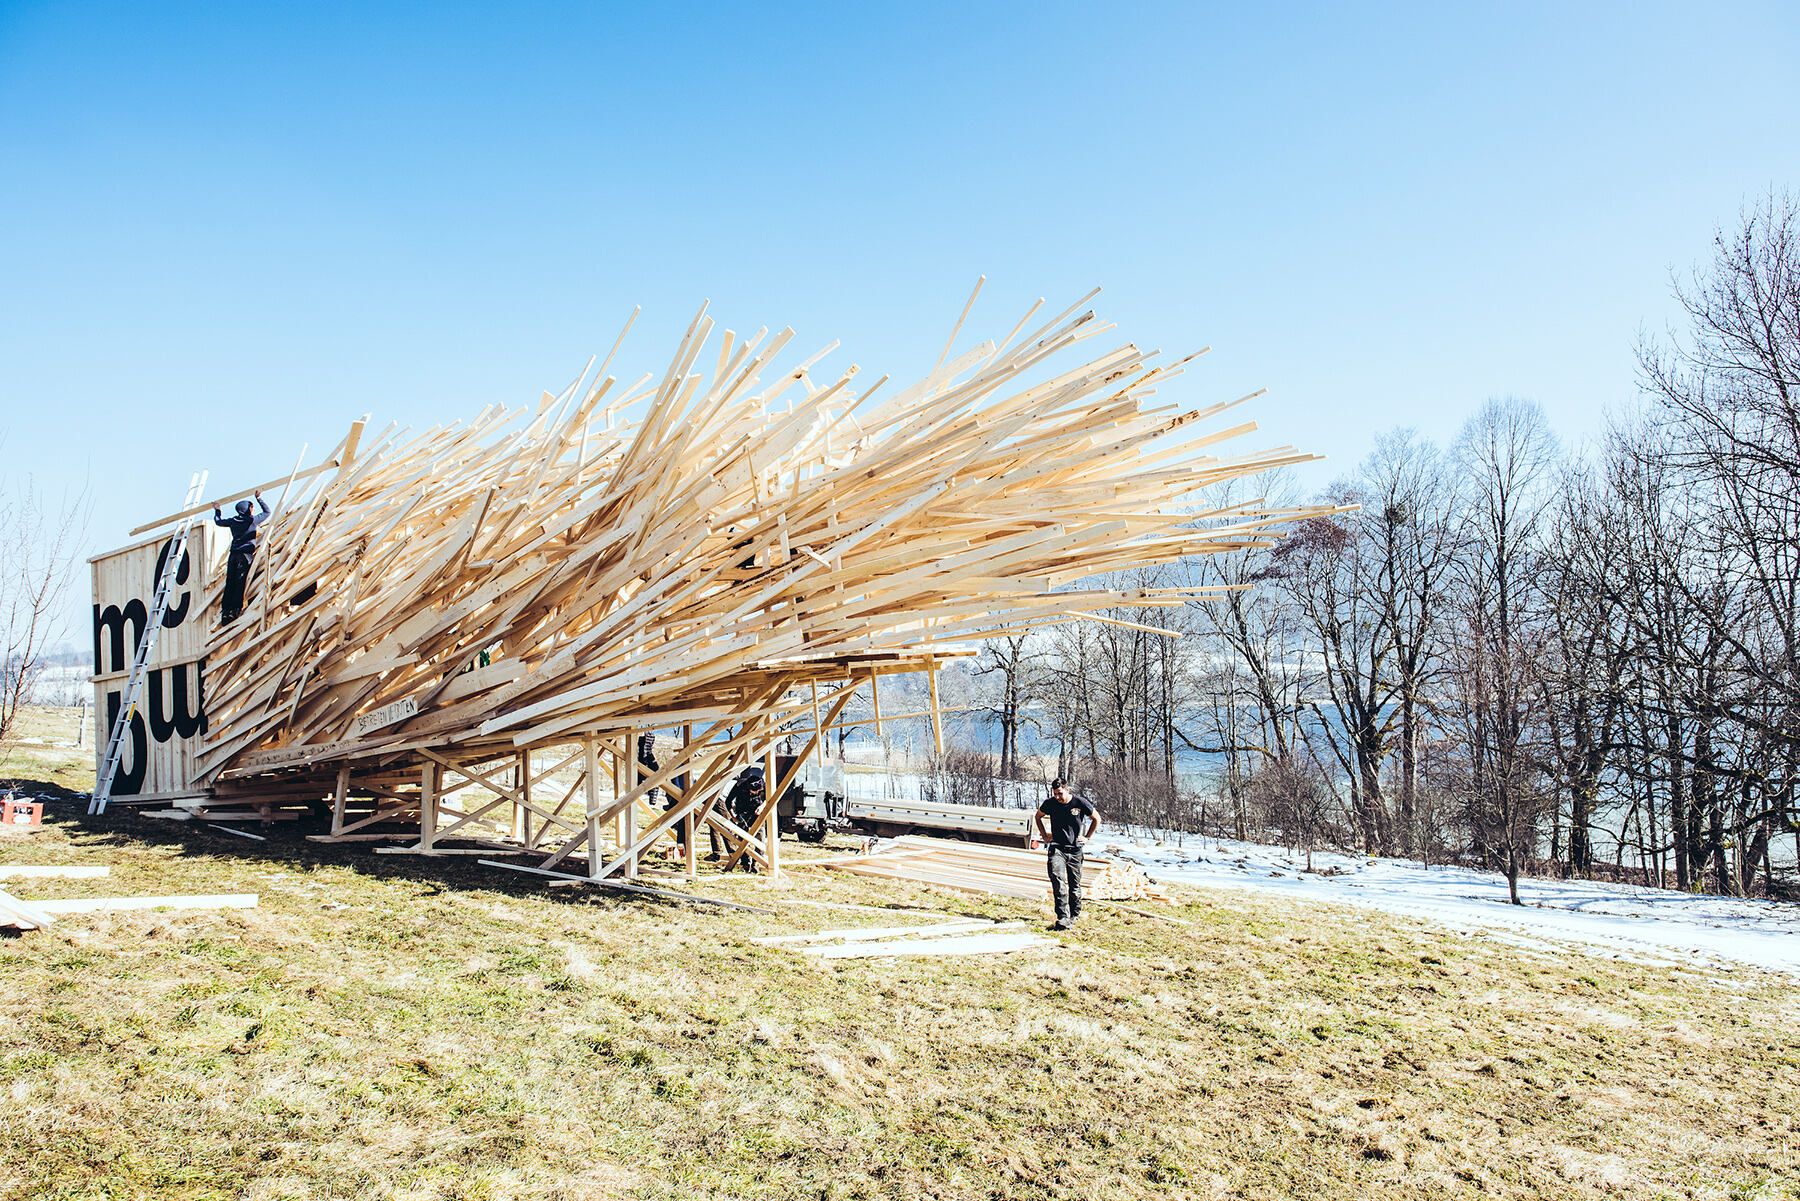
top-left (210, 825), bottom-right (268, 842)
top-left (478, 859), bottom-right (776, 914)
top-left (0, 889), bottom-right (56, 930)
top-left (144, 809), bottom-right (298, 822)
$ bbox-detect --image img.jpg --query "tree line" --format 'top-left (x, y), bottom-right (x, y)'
top-left (963, 197), bottom-right (1800, 900)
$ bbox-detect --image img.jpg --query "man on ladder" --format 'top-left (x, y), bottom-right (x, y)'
top-left (214, 491), bottom-right (270, 625)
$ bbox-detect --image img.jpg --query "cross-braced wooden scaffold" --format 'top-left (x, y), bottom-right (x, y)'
top-left (116, 286), bottom-right (1328, 884)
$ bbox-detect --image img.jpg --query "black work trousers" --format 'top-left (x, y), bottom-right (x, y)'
top-left (1047, 843), bottom-right (1085, 923)
top-left (221, 548), bottom-right (254, 624)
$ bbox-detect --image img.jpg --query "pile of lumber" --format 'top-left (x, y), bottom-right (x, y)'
top-left (107, 285), bottom-right (1327, 881)
top-left (821, 835), bottom-right (1169, 903)
top-left (152, 286), bottom-right (1323, 785)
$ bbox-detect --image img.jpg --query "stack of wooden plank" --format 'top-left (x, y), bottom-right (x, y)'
top-left (137, 287), bottom-right (1323, 786)
top-left (822, 835), bottom-right (1169, 903)
top-left (106, 285), bottom-right (1328, 880)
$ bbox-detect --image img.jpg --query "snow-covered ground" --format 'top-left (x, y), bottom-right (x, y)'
top-left (1111, 833), bottom-right (1800, 978)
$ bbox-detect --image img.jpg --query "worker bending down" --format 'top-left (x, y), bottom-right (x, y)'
top-left (1035, 778), bottom-right (1100, 930)
top-left (213, 491), bottom-right (270, 625)
top-left (725, 766), bottom-right (766, 871)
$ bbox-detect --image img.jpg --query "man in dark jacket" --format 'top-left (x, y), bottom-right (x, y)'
top-left (1035, 778), bottom-right (1100, 930)
top-left (213, 492), bottom-right (271, 624)
top-left (724, 766), bottom-right (766, 871)
top-left (639, 732), bottom-right (684, 857)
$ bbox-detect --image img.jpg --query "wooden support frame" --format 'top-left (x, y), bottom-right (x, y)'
top-left (927, 659), bottom-right (945, 757)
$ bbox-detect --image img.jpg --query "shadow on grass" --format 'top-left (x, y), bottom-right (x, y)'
top-left (1, 775), bottom-right (988, 924)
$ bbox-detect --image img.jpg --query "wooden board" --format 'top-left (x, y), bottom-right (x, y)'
top-left (90, 522), bottom-right (218, 799)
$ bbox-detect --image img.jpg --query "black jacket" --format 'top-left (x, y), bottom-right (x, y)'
top-left (214, 497), bottom-right (271, 554)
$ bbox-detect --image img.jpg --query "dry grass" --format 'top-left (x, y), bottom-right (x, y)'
top-left (0, 704), bottom-right (93, 793)
top-left (2, 707), bottom-right (1798, 1200)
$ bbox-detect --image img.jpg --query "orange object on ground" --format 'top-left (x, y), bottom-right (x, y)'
top-left (1, 797), bottom-right (43, 831)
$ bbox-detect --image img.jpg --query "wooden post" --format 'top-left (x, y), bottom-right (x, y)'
top-left (684, 722), bottom-right (697, 875)
top-left (871, 669), bottom-right (883, 737)
top-left (810, 681), bottom-right (824, 759)
top-left (584, 737), bottom-right (602, 880)
top-left (514, 750), bottom-right (530, 846)
top-left (763, 740), bottom-right (780, 879)
top-left (611, 738), bottom-right (624, 853)
top-left (420, 760), bottom-right (440, 852)
top-left (621, 733), bottom-right (638, 880)
top-left (683, 807), bottom-right (696, 879)
top-left (927, 660), bottom-right (945, 758)
top-left (329, 765), bottom-right (350, 836)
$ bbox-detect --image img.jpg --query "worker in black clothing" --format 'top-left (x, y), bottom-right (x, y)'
top-left (636, 733), bottom-right (662, 807)
top-left (1034, 778), bottom-right (1100, 930)
top-left (213, 492), bottom-right (271, 625)
top-left (725, 766), bottom-right (766, 872)
top-left (639, 732), bottom-right (681, 857)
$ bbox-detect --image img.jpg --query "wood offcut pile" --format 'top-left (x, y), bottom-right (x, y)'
top-left (822, 835), bottom-right (1169, 903)
top-left (114, 283), bottom-right (1327, 879)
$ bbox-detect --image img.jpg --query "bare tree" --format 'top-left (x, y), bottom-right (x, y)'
top-left (1254, 434), bottom-right (1460, 856)
top-left (0, 472), bottom-right (87, 747)
top-left (1448, 398), bottom-right (1559, 904)
top-left (1531, 461), bottom-right (1631, 877)
top-left (1368, 433), bottom-right (1461, 858)
top-left (1639, 193), bottom-right (1800, 761)
top-left (973, 633), bottom-right (1043, 778)
top-left (1182, 474), bottom-right (1314, 838)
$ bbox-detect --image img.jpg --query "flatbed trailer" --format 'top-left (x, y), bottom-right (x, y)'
top-left (842, 796), bottom-right (1037, 848)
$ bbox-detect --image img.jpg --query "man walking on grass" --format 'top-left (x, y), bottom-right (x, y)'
top-left (1035, 778), bottom-right (1099, 930)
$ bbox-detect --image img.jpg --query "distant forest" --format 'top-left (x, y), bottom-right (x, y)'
top-left (890, 196), bottom-right (1800, 902)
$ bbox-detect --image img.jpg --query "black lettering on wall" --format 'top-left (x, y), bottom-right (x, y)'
top-left (97, 661), bottom-right (206, 797)
top-left (148, 661), bottom-right (206, 741)
top-left (93, 599), bottom-right (148, 676)
top-left (152, 537), bottom-right (193, 629)
top-left (92, 538), bottom-right (193, 675)
top-left (102, 689), bottom-right (149, 796)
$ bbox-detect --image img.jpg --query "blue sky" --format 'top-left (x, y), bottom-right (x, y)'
top-left (3, 2), bottom-right (1797, 639)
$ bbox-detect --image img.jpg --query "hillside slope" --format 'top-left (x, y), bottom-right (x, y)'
top-left (2, 802), bottom-right (1796, 1200)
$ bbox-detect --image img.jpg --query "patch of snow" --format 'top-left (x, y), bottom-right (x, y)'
top-left (1111, 833), bottom-right (1800, 978)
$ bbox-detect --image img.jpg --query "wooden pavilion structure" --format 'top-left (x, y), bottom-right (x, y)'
top-left (93, 286), bottom-right (1322, 884)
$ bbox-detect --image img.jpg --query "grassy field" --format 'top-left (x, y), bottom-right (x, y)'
top-left (0, 704), bottom-right (94, 793)
top-left (3, 707), bottom-right (1798, 1200)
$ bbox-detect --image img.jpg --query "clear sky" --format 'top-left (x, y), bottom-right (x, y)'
top-left (3, 1), bottom-right (1797, 640)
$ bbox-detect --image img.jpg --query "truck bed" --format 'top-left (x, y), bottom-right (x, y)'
top-left (843, 796), bottom-right (1035, 847)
